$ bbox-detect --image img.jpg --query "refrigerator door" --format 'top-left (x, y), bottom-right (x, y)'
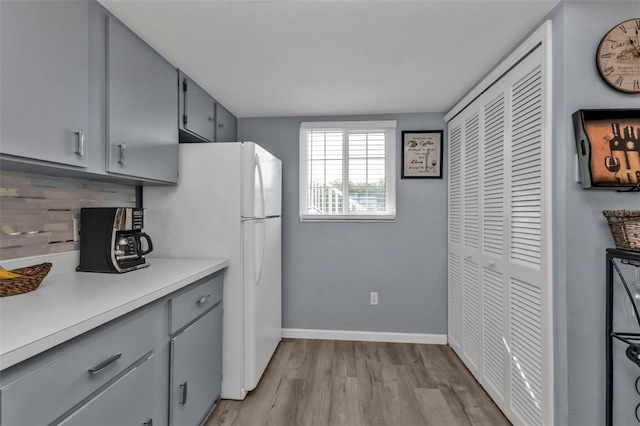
top-left (242, 216), bottom-right (282, 391)
top-left (242, 142), bottom-right (282, 219)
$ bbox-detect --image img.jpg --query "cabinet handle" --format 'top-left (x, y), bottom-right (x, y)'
top-left (143, 419), bottom-right (153, 426)
top-left (75, 129), bottom-right (85, 157)
top-left (218, 123), bottom-right (224, 129)
top-left (197, 294), bottom-right (211, 305)
top-left (119, 144), bottom-right (126, 165)
top-left (208, 116), bottom-right (215, 122)
top-left (179, 381), bottom-right (188, 405)
top-left (88, 353), bottom-right (122, 375)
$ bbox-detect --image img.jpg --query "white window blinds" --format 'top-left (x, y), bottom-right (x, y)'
top-left (299, 120), bottom-right (396, 221)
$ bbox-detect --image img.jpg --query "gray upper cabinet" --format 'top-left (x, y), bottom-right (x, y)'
top-left (0, 0), bottom-right (90, 168)
top-left (106, 16), bottom-right (178, 183)
top-left (179, 72), bottom-right (216, 143)
top-left (215, 103), bottom-right (238, 142)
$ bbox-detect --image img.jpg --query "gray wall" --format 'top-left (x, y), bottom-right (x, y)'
top-left (239, 113), bottom-right (448, 335)
top-left (560, 2), bottom-right (640, 425)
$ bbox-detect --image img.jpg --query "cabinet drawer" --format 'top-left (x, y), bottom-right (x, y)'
top-left (57, 354), bottom-right (156, 426)
top-left (0, 309), bottom-right (155, 426)
top-left (169, 273), bottom-right (223, 335)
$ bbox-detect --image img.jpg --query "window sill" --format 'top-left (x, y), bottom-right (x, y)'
top-left (300, 214), bottom-right (396, 223)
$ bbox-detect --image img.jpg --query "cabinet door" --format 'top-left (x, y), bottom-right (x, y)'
top-left (215, 103), bottom-right (238, 142)
top-left (106, 16), bottom-right (178, 183)
top-left (170, 305), bottom-right (222, 426)
top-left (0, 0), bottom-right (89, 168)
top-left (58, 355), bottom-right (156, 426)
top-left (180, 74), bottom-right (216, 143)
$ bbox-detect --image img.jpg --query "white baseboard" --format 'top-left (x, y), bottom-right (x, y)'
top-left (282, 328), bottom-right (447, 345)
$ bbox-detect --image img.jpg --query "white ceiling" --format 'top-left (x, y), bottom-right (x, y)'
top-left (99, 0), bottom-right (560, 118)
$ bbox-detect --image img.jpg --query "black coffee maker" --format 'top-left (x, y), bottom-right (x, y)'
top-left (78, 207), bottom-right (153, 273)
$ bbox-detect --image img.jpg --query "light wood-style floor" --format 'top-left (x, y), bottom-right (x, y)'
top-left (205, 339), bottom-right (511, 426)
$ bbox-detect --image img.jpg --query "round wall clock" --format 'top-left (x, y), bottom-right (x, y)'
top-left (596, 18), bottom-right (640, 94)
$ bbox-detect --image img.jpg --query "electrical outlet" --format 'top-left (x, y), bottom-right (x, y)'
top-left (72, 218), bottom-right (80, 242)
top-left (370, 292), bottom-right (378, 305)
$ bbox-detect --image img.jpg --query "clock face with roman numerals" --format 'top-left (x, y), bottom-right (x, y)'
top-left (596, 18), bottom-right (640, 94)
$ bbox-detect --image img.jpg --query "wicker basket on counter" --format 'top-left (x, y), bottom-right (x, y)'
top-left (603, 210), bottom-right (640, 252)
top-left (0, 262), bottom-right (52, 297)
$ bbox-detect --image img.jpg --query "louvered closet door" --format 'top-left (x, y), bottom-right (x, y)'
top-left (505, 48), bottom-right (547, 426)
top-left (481, 90), bottom-right (508, 404)
top-left (447, 44), bottom-right (551, 426)
top-left (447, 124), bottom-right (463, 351)
top-left (462, 112), bottom-right (482, 373)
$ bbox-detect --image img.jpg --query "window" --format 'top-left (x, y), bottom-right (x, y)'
top-left (299, 120), bottom-right (396, 221)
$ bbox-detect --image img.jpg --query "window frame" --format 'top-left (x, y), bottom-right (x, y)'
top-left (299, 120), bottom-right (397, 222)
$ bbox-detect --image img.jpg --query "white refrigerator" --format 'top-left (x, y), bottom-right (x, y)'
top-left (144, 142), bottom-right (282, 400)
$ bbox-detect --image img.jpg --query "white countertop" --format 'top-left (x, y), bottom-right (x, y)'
top-left (0, 257), bottom-right (228, 370)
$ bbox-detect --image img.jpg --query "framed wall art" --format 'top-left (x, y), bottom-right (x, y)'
top-left (573, 109), bottom-right (640, 189)
top-left (401, 130), bottom-right (443, 179)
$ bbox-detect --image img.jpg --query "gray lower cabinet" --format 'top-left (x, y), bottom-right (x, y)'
top-left (215, 103), bottom-right (239, 142)
top-left (180, 72), bottom-right (216, 143)
top-left (0, 308), bottom-right (156, 426)
top-left (171, 305), bottom-right (223, 426)
top-left (0, 271), bottom-right (224, 426)
top-left (0, 0), bottom-right (90, 168)
top-left (57, 354), bottom-right (156, 426)
top-left (106, 16), bottom-right (179, 183)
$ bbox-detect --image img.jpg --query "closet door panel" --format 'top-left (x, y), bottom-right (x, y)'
top-left (510, 278), bottom-right (544, 425)
top-left (448, 123), bottom-right (464, 351)
top-left (482, 265), bottom-right (506, 401)
top-left (448, 252), bottom-right (464, 350)
top-left (462, 258), bottom-right (481, 371)
top-left (482, 94), bottom-right (506, 259)
top-left (507, 51), bottom-right (545, 426)
top-left (463, 114), bottom-right (481, 252)
top-left (449, 125), bottom-right (463, 247)
top-left (510, 64), bottom-right (544, 270)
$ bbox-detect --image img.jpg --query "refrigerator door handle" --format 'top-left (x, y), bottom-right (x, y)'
top-left (255, 154), bottom-right (266, 219)
top-left (255, 219), bottom-right (266, 286)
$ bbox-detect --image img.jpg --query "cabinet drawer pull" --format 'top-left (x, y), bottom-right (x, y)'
top-left (119, 143), bottom-right (126, 165)
top-left (143, 419), bottom-right (153, 426)
top-left (218, 123), bottom-right (224, 129)
top-left (88, 353), bottom-right (122, 375)
top-left (208, 116), bottom-right (215, 122)
top-left (75, 129), bottom-right (85, 157)
top-left (179, 381), bottom-right (188, 405)
top-left (197, 294), bottom-right (211, 305)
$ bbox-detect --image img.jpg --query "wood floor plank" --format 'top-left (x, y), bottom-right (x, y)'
top-left (376, 342), bottom-right (402, 366)
top-left (332, 340), bottom-right (357, 378)
top-left (284, 338), bottom-right (313, 380)
top-left (413, 388), bottom-right (470, 426)
top-left (294, 340), bottom-right (334, 426)
top-left (440, 346), bottom-right (511, 426)
top-left (264, 377), bottom-right (305, 426)
top-left (206, 340), bottom-right (512, 426)
top-left (328, 376), bottom-right (362, 426)
top-left (396, 343), bottom-right (438, 389)
top-left (204, 400), bottom-right (242, 426)
top-left (222, 339), bottom-right (294, 426)
top-left (355, 348), bottom-right (387, 426)
top-left (450, 385), bottom-right (511, 426)
top-left (380, 364), bottom-right (429, 425)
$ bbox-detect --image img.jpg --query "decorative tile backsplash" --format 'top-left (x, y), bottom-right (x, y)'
top-left (0, 171), bottom-right (136, 260)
